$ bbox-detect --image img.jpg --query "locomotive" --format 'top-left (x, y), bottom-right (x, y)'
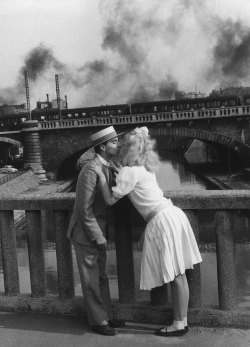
top-left (1, 94), bottom-right (250, 130)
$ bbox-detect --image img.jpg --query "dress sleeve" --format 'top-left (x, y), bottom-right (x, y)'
top-left (112, 166), bottom-right (137, 198)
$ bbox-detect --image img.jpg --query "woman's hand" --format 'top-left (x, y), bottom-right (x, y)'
top-left (96, 164), bottom-right (120, 206)
top-left (109, 161), bottom-right (121, 173)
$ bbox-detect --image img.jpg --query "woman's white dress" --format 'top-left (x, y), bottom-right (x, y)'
top-left (112, 166), bottom-right (202, 291)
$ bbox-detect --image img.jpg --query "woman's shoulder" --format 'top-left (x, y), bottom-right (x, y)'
top-left (119, 165), bottom-right (145, 174)
top-left (117, 166), bottom-right (141, 181)
top-left (118, 165), bottom-right (148, 181)
top-left (118, 166), bottom-right (135, 176)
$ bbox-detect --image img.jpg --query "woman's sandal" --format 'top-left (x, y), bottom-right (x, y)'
top-left (155, 326), bottom-right (187, 337)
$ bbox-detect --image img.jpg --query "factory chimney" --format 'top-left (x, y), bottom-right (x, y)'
top-left (65, 95), bottom-right (68, 109)
top-left (24, 70), bottom-right (32, 120)
top-left (55, 74), bottom-right (61, 120)
top-left (46, 94), bottom-right (50, 109)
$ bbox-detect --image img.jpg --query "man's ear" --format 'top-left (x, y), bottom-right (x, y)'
top-left (100, 143), bottom-right (106, 152)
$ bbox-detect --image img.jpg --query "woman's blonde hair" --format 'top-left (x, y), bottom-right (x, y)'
top-left (118, 127), bottom-right (160, 172)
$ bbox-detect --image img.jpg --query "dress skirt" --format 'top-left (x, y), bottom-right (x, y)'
top-left (140, 205), bottom-right (202, 290)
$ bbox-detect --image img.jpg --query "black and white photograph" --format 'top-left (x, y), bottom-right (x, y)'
top-left (0, 0), bottom-right (250, 346)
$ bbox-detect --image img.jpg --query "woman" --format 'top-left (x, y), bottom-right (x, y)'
top-left (97, 126), bottom-right (202, 337)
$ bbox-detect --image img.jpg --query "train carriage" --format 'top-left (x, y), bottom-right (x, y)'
top-left (243, 95), bottom-right (250, 105)
top-left (31, 103), bottom-right (130, 121)
top-left (0, 94), bottom-right (246, 128)
top-left (130, 95), bottom-right (241, 114)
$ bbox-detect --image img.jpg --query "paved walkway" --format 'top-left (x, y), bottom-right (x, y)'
top-left (0, 312), bottom-right (249, 347)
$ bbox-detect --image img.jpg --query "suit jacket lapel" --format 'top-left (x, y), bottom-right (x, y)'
top-left (94, 155), bottom-right (110, 185)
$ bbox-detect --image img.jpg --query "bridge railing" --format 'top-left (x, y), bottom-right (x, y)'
top-left (0, 168), bottom-right (30, 186)
top-left (0, 191), bottom-right (250, 325)
top-left (37, 105), bottom-right (250, 130)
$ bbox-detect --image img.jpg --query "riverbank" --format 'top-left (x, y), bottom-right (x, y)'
top-left (186, 163), bottom-right (250, 190)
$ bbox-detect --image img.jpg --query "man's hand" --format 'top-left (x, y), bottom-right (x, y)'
top-left (95, 235), bottom-right (107, 249)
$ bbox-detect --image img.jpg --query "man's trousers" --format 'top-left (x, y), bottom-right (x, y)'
top-left (73, 240), bottom-right (113, 326)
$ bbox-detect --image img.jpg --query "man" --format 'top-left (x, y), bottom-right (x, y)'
top-left (67, 126), bottom-right (124, 336)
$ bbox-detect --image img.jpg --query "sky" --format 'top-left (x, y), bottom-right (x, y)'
top-left (1, 0), bottom-right (250, 109)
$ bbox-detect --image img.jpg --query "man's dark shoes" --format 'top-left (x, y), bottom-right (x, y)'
top-left (155, 326), bottom-right (186, 337)
top-left (108, 319), bottom-right (125, 328)
top-left (91, 324), bottom-right (116, 336)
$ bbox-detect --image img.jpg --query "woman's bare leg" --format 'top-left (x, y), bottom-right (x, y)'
top-left (181, 274), bottom-right (189, 327)
top-left (170, 274), bottom-right (187, 322)
top-left (155, 274), bottom-right (189, 335)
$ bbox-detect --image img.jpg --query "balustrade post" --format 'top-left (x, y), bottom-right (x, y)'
top-left (113, 197), bottom-right (135, 303)
top-left (0, 211), bottom-right (20, 295)
top-left (26, 210), bottom-right (46, 297)
top-left (185, 210), bottom-right (201, 308)
top-left (54, 210), bottom-right (75, 299)
top-left (150, 285), bottom-right (168, 306)
top-left (215, 210), bottom-right (236, 310)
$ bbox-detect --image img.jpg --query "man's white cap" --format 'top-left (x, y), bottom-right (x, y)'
top-left (90, 126), bottom-right (118, 147)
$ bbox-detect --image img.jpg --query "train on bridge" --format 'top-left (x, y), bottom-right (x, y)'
top-left (1, 93), bottom-right (250, 131)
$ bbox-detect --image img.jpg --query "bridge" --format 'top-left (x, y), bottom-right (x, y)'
top-left (1, 105), bottom-right (250, 179)
top-left (1, 106), bottom-right (250, 332)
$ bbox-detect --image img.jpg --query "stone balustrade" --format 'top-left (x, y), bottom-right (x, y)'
top-left (0, 190), bottom-right (250, 328)
top-left (37, 105), bottom-right (250, 131)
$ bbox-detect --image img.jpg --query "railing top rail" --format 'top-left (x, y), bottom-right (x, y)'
top-left (0, 190), bottom-right (250, 210)
top-left (35, 105), bottom-right (250, 131)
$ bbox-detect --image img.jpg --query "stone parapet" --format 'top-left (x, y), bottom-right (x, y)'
top-left (0, 190), bottom-right (250, 210)
top-left (0, 190), bottom-right (249, 328)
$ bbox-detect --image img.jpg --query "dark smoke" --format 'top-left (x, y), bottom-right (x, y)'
top-left (208, 19), bottom-right (250, 83)
top-left (159, 78), bottom-right (178, 100)
top-left (2, 1), bottom-right (250, 108)
top-left (79, 60), bottom-right (113, 83)
top-left (21, 43), bottom-right (65, 81)
top-left (0, 43), bottom-right (67, 105)
top-left (102, 21), bottom-right (146, 69)
top-left (100, 1), bottom-right (186, 102)
top-left (128, 78), bottom-right (179, 103)
top-left (127, 86), bottom-right (153, 103)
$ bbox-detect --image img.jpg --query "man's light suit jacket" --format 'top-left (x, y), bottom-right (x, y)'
top-left (67, 155), bottom-right (111, 245)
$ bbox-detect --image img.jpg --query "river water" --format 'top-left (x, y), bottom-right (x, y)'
top-left (1, 153), bottom-right (250, 309)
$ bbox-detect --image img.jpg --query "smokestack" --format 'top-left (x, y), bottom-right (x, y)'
top-left (55, 74), bottom-right (61, 119)
top-left (65, 95), bottom-right (68, 109)
top-left (46, 93), bottom-right (50, 109)
top-left (24, 70), bottom-right (32, 120)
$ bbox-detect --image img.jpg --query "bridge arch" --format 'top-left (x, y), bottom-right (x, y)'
top-left (39, 124), bottom-right (250, 179)
top-left (57, 147), bottom-right (90, 180)
top-left (151, 127), bottom-right (247, 152)
top-left (0, 137), bottom-right (22, 147)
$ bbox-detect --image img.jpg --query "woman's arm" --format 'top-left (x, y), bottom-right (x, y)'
top-left (98, 169), bottom-right (120, 206)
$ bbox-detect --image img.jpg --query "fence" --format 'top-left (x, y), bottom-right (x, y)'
top-left (0, 169), bottom-right (29, 185)
top-left (0, 190), bottom-right (250, 328)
